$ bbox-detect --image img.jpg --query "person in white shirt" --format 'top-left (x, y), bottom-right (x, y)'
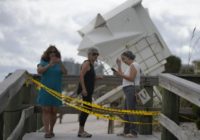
top-left (115, 50), bottom-right (140, 138)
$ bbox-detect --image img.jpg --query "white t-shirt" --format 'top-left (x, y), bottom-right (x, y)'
top-left (122, 62), bottom-right (140, 87)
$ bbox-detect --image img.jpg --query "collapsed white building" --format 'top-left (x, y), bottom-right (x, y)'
top-left (78, 0), bottom-right (171, 75)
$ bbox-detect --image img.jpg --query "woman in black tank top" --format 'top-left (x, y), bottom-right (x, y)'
top-left (77, 48), bottom-right (101, 138)
top-left (77, 60), bottom-right (95, 96)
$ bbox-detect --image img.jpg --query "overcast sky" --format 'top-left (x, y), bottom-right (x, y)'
top-left (0, 0), bottom-right (200, 81)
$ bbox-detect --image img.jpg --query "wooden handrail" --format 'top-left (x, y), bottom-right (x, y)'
top-left (159, 73), bottom-right (200, 140)
top-left (3, 72), bottom-right (199, 140)
top-left (0, 70), bottom-right (28, 114)
top-left (159, 73), bottom-right (200, 107)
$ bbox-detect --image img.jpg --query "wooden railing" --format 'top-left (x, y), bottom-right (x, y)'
top-left (0, 70), bottom-right (28, 113)
top-left (1, 70), bottom-right (199, 140)
top-left (158, 74), bottom-right (200, 140)
top-left (0, 70), bottom-right (41, 140)
top-left (0, 70), bottom-right (159, 140)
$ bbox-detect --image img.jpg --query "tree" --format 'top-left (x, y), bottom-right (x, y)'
top-left (164, 55), bottom-right (182, 73)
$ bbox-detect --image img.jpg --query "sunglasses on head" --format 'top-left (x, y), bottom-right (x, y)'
top-left (92, 53), bottom-right (99, 56)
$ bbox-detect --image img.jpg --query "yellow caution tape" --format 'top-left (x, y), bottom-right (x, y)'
top-left (28, 76), bottom-right (160, 125)
top-left (32, 78), bottom-right (160, 116)
top-left (44, 83), bottom-right (159, 125)
top-left (30, 77), bottom-right (160, 116)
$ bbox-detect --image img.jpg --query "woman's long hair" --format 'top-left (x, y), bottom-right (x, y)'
top-left (41, 45), bottom-right (61, 62)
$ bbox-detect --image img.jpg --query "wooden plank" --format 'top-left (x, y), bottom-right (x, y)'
top-left (23, 114), bottom-right (160, 140)
top-left (0, 70), bottom-right (28, 113)
top-left (95, 86), bottom-right (123, 105)
top-left (161, 89), bottom-right (179, 140)
top-left (23, 133), bottom-right (160, 140)
top-left (7, 106), bottom-right (34, 140)
top-left (138, 86), bottom-right (153, 135)
top-left (34, 106), bottom-right (80, 114)
top-left (32, 75), bottom-right (159, 86)
top-left (107, 103), bottom-right (115, 134)
top-left (3, 91), bottom-right (24, 140)
top-left (23, 132), bottom-right (159, 140)
top-left (175, 74), bottom-right (200, 84)
top-left (159, 113), bottom-right (199, 140)
top-left (159, 74), bottom-right (200, 107)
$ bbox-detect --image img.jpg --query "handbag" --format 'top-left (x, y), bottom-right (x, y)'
top-left (136, 88), bottom-right (151, 105)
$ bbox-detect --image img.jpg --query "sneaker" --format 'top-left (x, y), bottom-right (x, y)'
top-left (78, 131), bottom-right (92, 138)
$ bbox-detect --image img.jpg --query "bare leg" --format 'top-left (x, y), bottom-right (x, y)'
top-left (50, 107), bottom-right (57, 134)
top-left (42, 107), bottom-right (51, 135)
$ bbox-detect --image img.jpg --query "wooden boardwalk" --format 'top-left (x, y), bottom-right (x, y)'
top-left (23, 133), bottom-right (160, 140)
top-left (23, 114), bottom-right (160, 140)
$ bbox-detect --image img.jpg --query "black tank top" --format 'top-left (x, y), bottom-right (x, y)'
top-left (77, 60), bottom-right (96, 95)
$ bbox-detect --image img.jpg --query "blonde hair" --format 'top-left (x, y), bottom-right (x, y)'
top-left (87, 47), bottom-right (99, 54)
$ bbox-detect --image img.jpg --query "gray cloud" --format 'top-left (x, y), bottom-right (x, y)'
top-left (0, 0), bottom-right (200, 81)
top-left (149, 11), bottom-right (199, 64)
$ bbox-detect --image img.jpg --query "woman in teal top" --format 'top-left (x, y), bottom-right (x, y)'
top-left (37, 45), bottom-right (67, 138)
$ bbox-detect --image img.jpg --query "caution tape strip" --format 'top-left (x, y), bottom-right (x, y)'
top-left (29, 78), bottom-right (160, 116)
top-left (27, 76), bottom-right (160, 125)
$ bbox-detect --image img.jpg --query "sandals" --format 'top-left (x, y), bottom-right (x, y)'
top-left (50, 132), bottom-right (55, 137)
top-left (44, 132), bottom-right (55, 138)
top-left (78, 131), bottom-right (92, 138)
top-left (44, 133), bottom-right (52, 138)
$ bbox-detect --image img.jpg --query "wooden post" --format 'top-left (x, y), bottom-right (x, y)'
top-left (20, 84), bottom-right (33, 134)
top-left (161, 89), bottom-right (179, 140)
top-left (37, 113), bottom-right (43, 130)
top-left (108, 119), bottom-right (114, 134)
top-left (138, 86), bottom-right (153, 134)
top-left (0, 113), bottom-right (3, 140)
top-left (137, 76), bottom-right (158, 134)
top-left (25, 85), bottom-right (39, 132)
top-left (31, 85), bottom-right (43, 131)
top-left (31, 76), bottom-right (43, 131)
top-left (107, 103), bottom-right (115, 134)
top-left (3, 91), bottom-right (22, 140)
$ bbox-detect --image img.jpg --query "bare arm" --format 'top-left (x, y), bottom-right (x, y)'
top-left (37, 65), bottom-right (49, 74)
top-left (115, 61), bottom-right (137, 81)
top-left (116, 58), bottom-right (123, 74)
top-left (37, 62), bottom-right (54, 74)
top-left (37, 58), bottom-right (60, 75)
